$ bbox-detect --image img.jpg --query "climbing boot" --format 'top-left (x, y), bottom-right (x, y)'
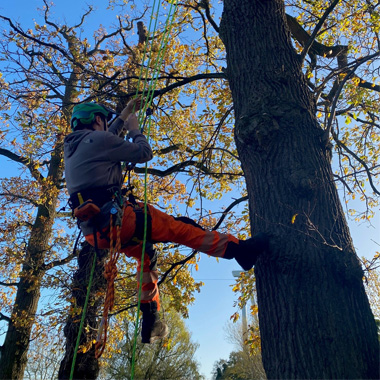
top-left (224, 233), bottom-right (269, 271)
top-left (140, 301), bottom-right (169, 344)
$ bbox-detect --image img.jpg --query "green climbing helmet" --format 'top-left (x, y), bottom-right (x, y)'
top-left (71, 102), bottom-right (116, 130)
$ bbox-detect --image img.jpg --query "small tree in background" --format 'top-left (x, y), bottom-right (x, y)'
top-left (100, 308), bottom-right (203, 380)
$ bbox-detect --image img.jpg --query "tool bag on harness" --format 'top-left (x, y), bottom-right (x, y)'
top-left (73, 200), bottom-right (101, 222)
top-left (69, 184), bottom-right (154, 247)
top-left (69, 185), bottom-right (122, 221)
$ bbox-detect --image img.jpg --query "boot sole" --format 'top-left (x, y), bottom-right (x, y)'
top-left (149, 325), bottom-right (169, 343)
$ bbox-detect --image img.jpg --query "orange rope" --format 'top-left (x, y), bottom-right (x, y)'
top-left (95, 205), bottom-right (124, 358)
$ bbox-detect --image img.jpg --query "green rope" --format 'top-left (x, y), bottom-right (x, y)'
top-left (137, 0), bottom-right (179, 126)
top-left (130, 2), bottom-right (178, 379)
top-left (69, 250), bottom-right (97, 380)
top-left (131, 0), bottom-right (161, 115)
top-left (129, 0), bottom-right (162, 375)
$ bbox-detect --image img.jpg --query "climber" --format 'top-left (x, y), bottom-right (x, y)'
top-left (64, 98), bottom-right (269, 344)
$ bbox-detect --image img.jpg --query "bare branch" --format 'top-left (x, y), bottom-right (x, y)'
top-left (331, 130), bottom-right (380, 196)
top-left (0, 15), bottom-right (75, 66)
top-left (199, 0), bottom-right (219, 33)
top-left (158, 251), bottom-right (198, 286)
top-left (326, 51), bottom-right (380, 135)
top-left (42, 0), bottom-right (60, 33)
top-left (156, 143), bottom-right (239, 161)
top-left (212, 196), bottom-right (248, 231)
top-left (287, 13), bottom-right (380, 98)
top-left (27, 50), bottom-right (67, 88)
top-left (333, 174), bottom-right (354, 194)
top-left (71, 5), bottom-right (93, 30)
top-left (87, 15), bottom-right (138, 56)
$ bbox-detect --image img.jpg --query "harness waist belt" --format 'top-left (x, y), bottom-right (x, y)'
top-left (69, 185), bottom-right (121, 209)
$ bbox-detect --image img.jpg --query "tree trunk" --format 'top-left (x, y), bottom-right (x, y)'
top-left (220, 0), bottom-right (379, 379)
top-left (58, 242), bottom-right (107, 380)
top-left (0, 148), bottom-right (63, 380)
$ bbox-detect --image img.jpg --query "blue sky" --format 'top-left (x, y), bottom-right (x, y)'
top-left (0, 1), bottom-right (379, 379)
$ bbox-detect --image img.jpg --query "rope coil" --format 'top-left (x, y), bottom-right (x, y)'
top-left (95, 205), bottom-right (124, 359)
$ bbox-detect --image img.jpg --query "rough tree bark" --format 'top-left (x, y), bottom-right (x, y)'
top-left (220, 0), bottom-right (379, 379)
top-left (58, 242), bottom-right (107, 380)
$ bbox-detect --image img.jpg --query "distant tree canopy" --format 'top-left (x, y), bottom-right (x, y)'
top-left (213, 351), bottom-right (262, 380)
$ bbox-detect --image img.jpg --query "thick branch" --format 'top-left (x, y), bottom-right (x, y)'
top-left (152, 72), bottom-right (226, 97)
top-left (0, 281), bottom-right (19, 287)
top-left (136, 160), bottom-right (210, 176)
top-left (101, 72), bottom-right (226, 103)
top-left (0, 192), bottom-right (39, 207)
top-left (137, 21), bottom-right (148, 45)
top-left (286, 13), bottom-right (380, 96)
top-left (0, 313), bottom-right (11, 323)
top-left (286, 14), bottom-right (348, 59)
top-left (300, 0), bottom-right (340, 61)
top-left (43, 252), bottom-right (78, 271)
top-left (133, 160), bottom-right (242, 178)
top-left (0, 148), bottom-right (44, 182)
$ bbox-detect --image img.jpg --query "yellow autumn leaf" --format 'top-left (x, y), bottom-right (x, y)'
top-left (291, 214), bottom-right (298, 224)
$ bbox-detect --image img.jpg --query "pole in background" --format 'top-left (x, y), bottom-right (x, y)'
top-left (232, 270), bottom-right (248, 340)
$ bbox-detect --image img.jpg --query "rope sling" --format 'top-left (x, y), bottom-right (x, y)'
top-left (69, 1), bottom-right (178, 379)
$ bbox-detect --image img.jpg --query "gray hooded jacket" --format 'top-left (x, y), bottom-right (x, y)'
top-left (64, 117), bottom-right (153, 195)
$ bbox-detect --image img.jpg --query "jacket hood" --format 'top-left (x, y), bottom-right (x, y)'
top-left (64, 130), bottom-right (93, 158)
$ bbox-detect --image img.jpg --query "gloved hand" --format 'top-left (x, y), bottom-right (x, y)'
top-left (119, 97), bottom-right (143, 121)
top-left (123, 114), bottom-right (139, 132)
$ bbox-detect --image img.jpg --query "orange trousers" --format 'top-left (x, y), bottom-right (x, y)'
top-left (85, 201), bottom-right (238, 310)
